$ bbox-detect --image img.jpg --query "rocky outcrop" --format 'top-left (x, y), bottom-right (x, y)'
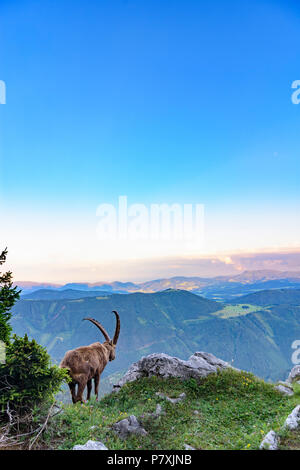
top-left (284, 405), bottom-right (300, 430)
top-left (73, 440), bottom-right (108, 450)
top-left (259, 431), bottom-right (279, 450)
top-left (113, 352), bottom-right (234, 391)
top-left (275, 382), bottom-right (294, 396)
top-left (112, 415), bottom-right (148, 439)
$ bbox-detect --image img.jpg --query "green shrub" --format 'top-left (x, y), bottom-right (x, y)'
top-left (0, 248), bottom-right (20, 345)
top-left (0, 334), bottom-right (69, 415)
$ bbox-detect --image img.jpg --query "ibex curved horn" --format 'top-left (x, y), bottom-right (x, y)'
top-left (112, 310), bottom-right (120, 345)
top-left (83, 317), bottom-right (110, 342)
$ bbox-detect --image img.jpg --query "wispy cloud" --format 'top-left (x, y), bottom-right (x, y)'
top-left (10, 250), bottom-right (300, 283)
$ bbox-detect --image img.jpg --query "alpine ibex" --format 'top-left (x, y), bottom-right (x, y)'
top-left (60, 310), bottom-right (120, 403)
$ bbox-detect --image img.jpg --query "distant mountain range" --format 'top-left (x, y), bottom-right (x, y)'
top-left (10, 287), bottom-right (300, 382)
top-left (21, 289), bottom-right (114, 301)
top-left (16, 269), bottom-right (300, 301)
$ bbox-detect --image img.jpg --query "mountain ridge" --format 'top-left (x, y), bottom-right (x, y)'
top-left (15, 270), bottom-right (300, 301)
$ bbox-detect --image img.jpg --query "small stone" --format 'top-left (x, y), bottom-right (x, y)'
top-left (184, 444), bottom-right (196, 450)
top-left (284, 405), bottom-right (300, 430)
top-left (259, 431), bottom-right (279, 450)
top-left (155, 392), bottom-right (186, 404)
top-left (112, 415), bottom-right (148, 439)
top-left (145, 404), bottom-right (166, 419)
top-left (275, 384), bottom-right (294, 396)
top-left (73, 440), bottom-right (108, 450)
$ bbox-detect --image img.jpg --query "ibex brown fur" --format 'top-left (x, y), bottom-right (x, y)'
top-left (60, 310), bottom-right (120, 403)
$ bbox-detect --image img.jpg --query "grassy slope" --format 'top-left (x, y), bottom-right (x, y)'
top-left (44, 369), bottom-right (300, 450)
top-left (211, 304), bottom-right (267, 318)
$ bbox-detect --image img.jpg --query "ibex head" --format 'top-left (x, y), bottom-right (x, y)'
top-left (83, 310), bottom-right (120, 361)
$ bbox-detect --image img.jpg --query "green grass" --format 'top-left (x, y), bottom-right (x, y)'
top-left (278, 382), bottom-right (300, 450)
top-left (211, 304), bottom-right (268, 319)
top-left (43, 369), bottom-right (300, 450)
top-left (279, 429), bottom-right (300, 450)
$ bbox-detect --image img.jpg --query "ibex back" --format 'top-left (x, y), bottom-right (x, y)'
top-left (60, 310), bottom-right (120, 403)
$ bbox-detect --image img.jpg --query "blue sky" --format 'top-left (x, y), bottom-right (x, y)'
top-left (1, 0), bottom-right (300, 281)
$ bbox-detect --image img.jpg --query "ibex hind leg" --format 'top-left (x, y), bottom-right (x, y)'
top-left (76, 380), bottom-right (88, 403)
top-left (94, 373), bottom-right (100, 401)
top-left (68, 381), bottom-right (77, 404)
top-left (86, 379), bottom-right (92, 401)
